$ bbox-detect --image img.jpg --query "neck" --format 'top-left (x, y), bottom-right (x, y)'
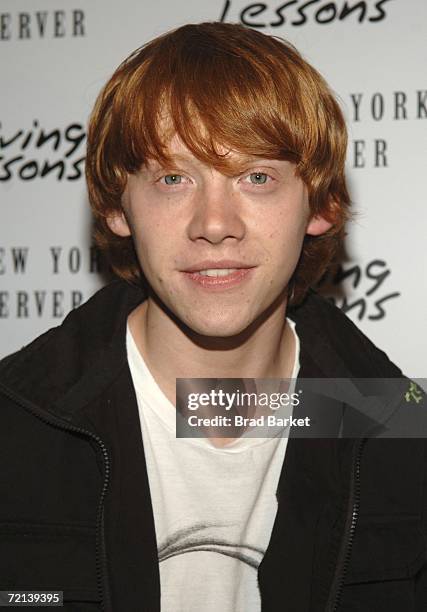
top-left (128, 293), bottom-right (295, 407)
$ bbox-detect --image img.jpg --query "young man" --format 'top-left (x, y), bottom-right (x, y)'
top-left (0, 22), bottom-right (426, 612)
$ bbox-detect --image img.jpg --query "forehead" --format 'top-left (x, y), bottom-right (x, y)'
top-left (144, 131), bottom-right (291, 174)
top-left (129, 94), bottom-right (302, 176)
top-left (150, 133), bottom-right (232, 162)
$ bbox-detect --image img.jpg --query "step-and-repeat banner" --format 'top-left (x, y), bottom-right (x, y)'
top-left (1, 1), bottom-right (426, 379)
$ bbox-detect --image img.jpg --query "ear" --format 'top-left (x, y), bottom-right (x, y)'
top-left (106, 210), bottom-right (131, 238)
top-left (306, 213), bottom-right (333, 236)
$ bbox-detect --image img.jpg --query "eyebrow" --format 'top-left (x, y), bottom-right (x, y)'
top-left (145, 154), bottom-right (286, 172)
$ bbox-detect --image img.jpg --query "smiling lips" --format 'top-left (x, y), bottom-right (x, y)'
top-left (197, 268), bottom-right (239, 277)
top-left (182, 261), bottom-right (256, 289)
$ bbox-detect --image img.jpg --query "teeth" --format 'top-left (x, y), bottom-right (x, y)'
top-left (197, 268), bottom-right (238, 277)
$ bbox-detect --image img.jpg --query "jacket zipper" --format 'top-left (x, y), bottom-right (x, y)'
top-left (326, 437), bottom-right (366, 612)
top-left (0, 382), bottom-right (112, 611)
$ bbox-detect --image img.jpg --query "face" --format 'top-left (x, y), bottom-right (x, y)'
top-left (108, 135), bottom-right (331, 337)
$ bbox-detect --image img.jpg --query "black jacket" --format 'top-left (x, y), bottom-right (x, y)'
top-left (0, 281), bottom-right (426, 611)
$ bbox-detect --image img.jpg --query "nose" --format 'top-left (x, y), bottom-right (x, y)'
top-left (186, 178), bottom-right (246, 244)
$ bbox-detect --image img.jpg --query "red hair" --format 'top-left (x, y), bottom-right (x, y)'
top-left (86, 22), bottom-right (350, 304)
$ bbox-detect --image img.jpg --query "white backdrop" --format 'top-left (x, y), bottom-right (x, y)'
top-left (1, 0), bottom-right (426, 380)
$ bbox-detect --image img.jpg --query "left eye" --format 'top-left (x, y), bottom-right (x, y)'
top-left (247, 172), bottom-right (269, 185)
top-left (162, 174), bottom-right (183, 185)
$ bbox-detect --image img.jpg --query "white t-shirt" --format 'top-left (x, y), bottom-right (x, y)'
top-left (126, 320), bottom-right (300, 612)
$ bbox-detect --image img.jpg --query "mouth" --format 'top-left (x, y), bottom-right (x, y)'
top-left (183, 260), bottom-right (255, 273)
top-left (181, 265), bottom-right (256, 290)
top-left (195, 268), bottom-right (241, 277)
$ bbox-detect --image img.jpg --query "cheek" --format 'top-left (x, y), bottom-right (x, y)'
top-left (132, 228), bottom-right (177, 287)
top-left (127, 207), bottom-right (164, 252)
top-left (256, 232), bottom-right (305, 293)
top-left (263, 216), bottom-right (306, 261)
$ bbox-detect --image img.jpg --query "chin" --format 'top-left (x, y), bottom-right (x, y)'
top-left (181, 312), bottom-right (255, 340)
top-left (192, 325), bottom-right (246, 339)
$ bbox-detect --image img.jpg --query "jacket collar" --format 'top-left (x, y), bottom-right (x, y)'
top-left (0, 280), bottom-right (402, 426)
top-left (0, 281), bottom-right (142, 419)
